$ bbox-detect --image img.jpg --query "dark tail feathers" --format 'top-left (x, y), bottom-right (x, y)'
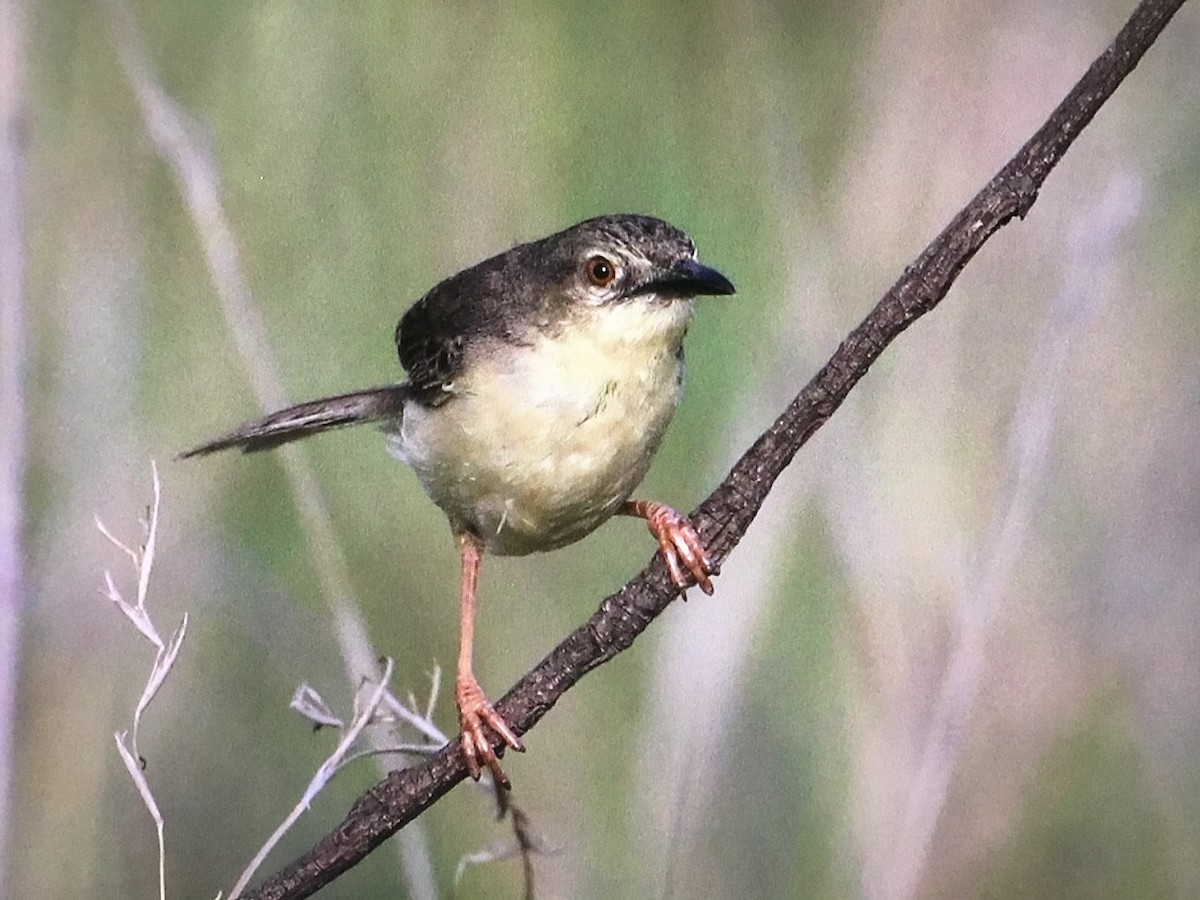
top-left (179, 385), bottom-right (410, 458)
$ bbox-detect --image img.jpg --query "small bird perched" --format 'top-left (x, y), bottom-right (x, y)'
top-left (182, 214), bottom-right (735, 785)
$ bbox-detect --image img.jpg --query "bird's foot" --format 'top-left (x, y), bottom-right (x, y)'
top-left (637, 501), bottom-right (716, 596)
top-left (457, 676), bottom-right (524, 788)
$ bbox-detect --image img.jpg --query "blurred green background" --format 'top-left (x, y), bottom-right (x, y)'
top-left (6, 0), bottom-right (1200, 898)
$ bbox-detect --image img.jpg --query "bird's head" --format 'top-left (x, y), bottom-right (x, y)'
top-left (541, 214), bottom-right (736, 310)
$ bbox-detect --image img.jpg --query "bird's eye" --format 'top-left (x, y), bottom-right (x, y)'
top-left (585, 255), bottom-right (617, 288)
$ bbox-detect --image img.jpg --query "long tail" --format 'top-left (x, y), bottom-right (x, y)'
top-left (179, 384), bottom-right (410, 458)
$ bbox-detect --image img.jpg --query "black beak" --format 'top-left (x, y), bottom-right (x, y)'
top-left (638, 258), bottom-right (736, 298)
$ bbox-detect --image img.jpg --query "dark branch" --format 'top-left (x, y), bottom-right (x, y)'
top-left (242, 1), bottom-right (1189, 897)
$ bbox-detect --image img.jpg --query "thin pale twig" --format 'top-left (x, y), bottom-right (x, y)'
top-left (115, 732), bottom-right (167, 900)
top-left (98, 465), bottom-right (186, 900)
top-left (227, 659), bottom-right (397, 900)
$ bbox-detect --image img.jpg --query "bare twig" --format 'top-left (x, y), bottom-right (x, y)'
top-left (289, 671), bottom-right (448, 771)
top-left (455, 803), bottom-right (553, 900)
top-left (287, 668), bottom-right (537, 885)
top-left (227, 660), bottom-right (396, 900)
top-left (235, 1), bottom-right (1188, 898)
top-left (98, 464), bottom-right (188, 900)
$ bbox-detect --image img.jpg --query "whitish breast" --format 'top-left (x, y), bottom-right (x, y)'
top-left (391, 299), bottom-right (693, 556)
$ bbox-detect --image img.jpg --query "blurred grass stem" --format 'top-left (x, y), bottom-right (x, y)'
top-left (885, 174), bottom-right (1143, 900)
top-left (0, 0), bottom-right (28, 893)
top-left (102, 2), bottom-right (438, 896)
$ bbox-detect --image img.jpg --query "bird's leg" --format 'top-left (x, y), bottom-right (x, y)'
top-left (621, 500), bottom-right (716, 596)
top-left (454, 531), bottom-right (524, 787)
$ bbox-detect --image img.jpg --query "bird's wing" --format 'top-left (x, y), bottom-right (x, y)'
top-left (395, 250), bottom-right (527, 405)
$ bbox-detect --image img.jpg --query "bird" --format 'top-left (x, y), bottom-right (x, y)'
top-left (181, 213), bottom-right (736, 786)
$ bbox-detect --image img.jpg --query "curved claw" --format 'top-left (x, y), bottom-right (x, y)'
top-left (633, 501), bottom-right (716, 596)
top-left (457, 678), bottom-right (524, 788)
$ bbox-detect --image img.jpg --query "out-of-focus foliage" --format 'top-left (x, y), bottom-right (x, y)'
top-left (10, 1), bottom-right (1200, 898)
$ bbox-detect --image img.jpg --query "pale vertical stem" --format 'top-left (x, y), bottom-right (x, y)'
top-left (0, 0), bottom-right (28, 892)
top-left (103, 3), bottom-right (438, 896)
top-left (885, 175), bottom-right (1142, 900)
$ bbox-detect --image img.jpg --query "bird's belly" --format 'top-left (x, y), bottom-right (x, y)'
top-left (390, 312), bottom-right (688, 556)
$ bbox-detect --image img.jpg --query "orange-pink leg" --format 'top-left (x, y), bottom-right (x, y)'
top-left (621, 500), bottom-right (716, 596)
top-left (455, 532), bottom-right (524, 787)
